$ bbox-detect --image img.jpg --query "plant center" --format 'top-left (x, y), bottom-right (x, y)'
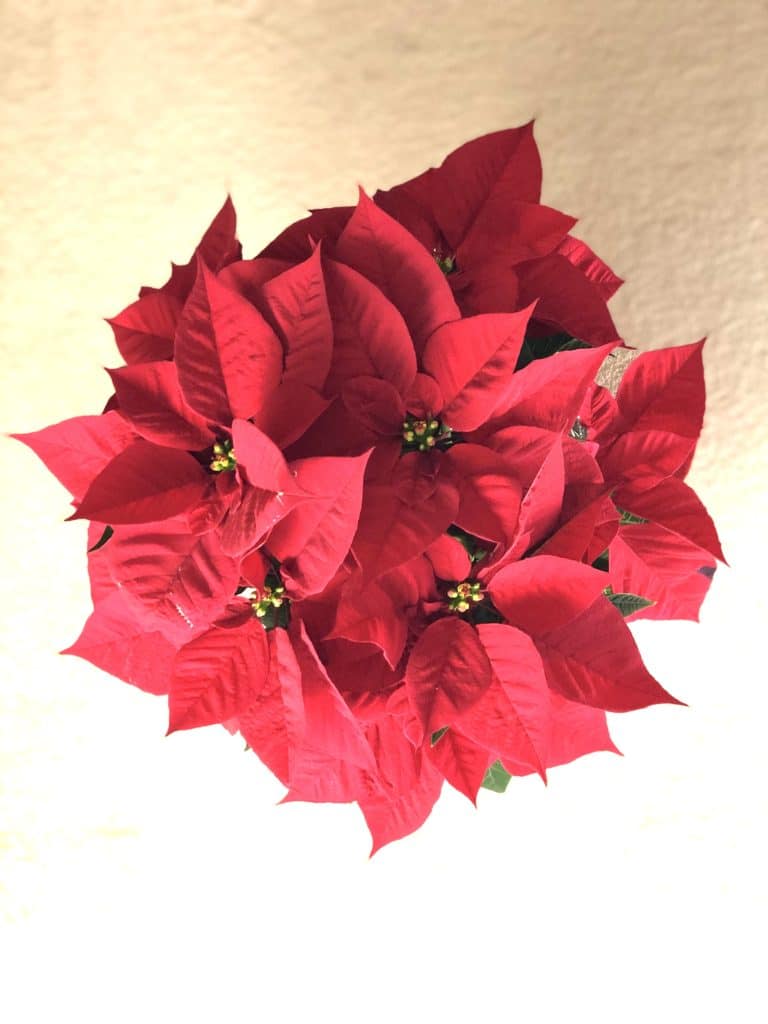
top-left (446, 580), bottom-right (484, 614)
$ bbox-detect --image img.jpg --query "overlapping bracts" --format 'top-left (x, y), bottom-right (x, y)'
top-left (14, 124), bottom-right (723, 852)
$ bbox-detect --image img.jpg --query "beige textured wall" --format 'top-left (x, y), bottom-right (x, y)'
top-left (1, 2), bottom-right (766, 1022)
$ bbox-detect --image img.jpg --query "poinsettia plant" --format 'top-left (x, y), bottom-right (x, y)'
top-left (14, 123), bottom-right (724, 853)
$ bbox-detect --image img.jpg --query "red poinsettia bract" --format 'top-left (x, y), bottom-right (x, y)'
top-left (13, 124), bottom-right (723, 853)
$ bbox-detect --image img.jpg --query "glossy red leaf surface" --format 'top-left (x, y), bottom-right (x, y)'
top-left (69, 441), bottom-right (208, 525)
top-left (12, 411), bottom-right (135, 503)
top-left (108, 361), bottom-right (215, 450)
top-left (534, 597), bottom-right (682, 711)
top-left (335, 189), bottom-right (460, 354)
top-left (405, 617), bottom-right (493, 739)
top-left (422, 306), bottom-right (534, 431)
top-left (175, 259), bottom-right (282, 424)
top-left (168, 618), bottom-right (270, 732)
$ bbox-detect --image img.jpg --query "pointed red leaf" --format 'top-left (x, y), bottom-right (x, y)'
top-left (462, 623), bottom-right (554, 777)
top-left (249, 381), bottom-right (329, 450)
top-left (153, 195), bottom-right (242, 300)
top-left (546, 692), bottom-right (621, 766)
top-left (404, 372), bottom-right (444, 418)
top-left (325, 579), bottom-right (407, 670)
top-left (555, 235), bottom-right (624, 301)
top-left (69, 440), bottom-right (208, 524)
top-left (61, 590), bottom-right (177, 695)
top-left (230, 419), bottom-right (304, 495)
top-left (601, 340), bottom-right (706, 481)
top-left (289, 622), bottom-right (377, 772)
top-left (267, 450), bottom-right (373, 597)
top-left (459, 199), bottom-right (576, 268)
top-left (430, 123), bottom-right (543, 247)
top-left (488, 345), bottom-right (612, 430)
top-left (614, 476), bottom-right (724, 563)
top-left (509, 437), bottom-right (565, 554)
top-left (335, 189), bottom-right (460, 354)
top-left (537, 490), bottom-right (617, 562)
top-left (259, 246), bottom-right (334, 389)
top-left (259, 206), bottom-right (353, 262)
top-left (608, 523), bottom-right (718, 620)
top-left (218, 486), bottom-right (302, 557)
top-left (168, 618), bottom-right (270, 732)
top-left (340, 375), bottom-right (405, 436)
top-left (238, 628), bottom-right (305, 785)
top-left (323, 258), bottom-right (417, 396)
top-left (108, 361), bottom-right (215, 450)
top-left (479, 424), bottom-right (560, 490)
top-left (352, 457), bottom-right (459, 580)
top-left (175, 259), bottom-right (282, 424)
top-left (443, 443), bottom-right (522, 545)
top-left (359, 715), bottom-right (444, 855)
top-left (488, 555), bottom-right (607, 635)
top-left (517, 253), bottom-right (621, 347)
top-left (535, 597), bottom-right (682, 711)
top-left (422, 306), bottom-right (534, 431)
top-left (405, 617), bottom-right (493, 739)
top-left (12, 411), bottom-right (135, 502)
top-left (107, 291), bottom-right (181, 364)
top-left (105, 521), bottom-right (240, 640)
top-left (426, 729), bottom-right (493, 804)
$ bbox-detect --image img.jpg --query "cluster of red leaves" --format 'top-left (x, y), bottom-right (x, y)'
top-left (14, 123), bottom-right (724, 853)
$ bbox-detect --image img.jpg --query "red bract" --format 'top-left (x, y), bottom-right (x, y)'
top-left (13, 122), bottom-right (723, 853)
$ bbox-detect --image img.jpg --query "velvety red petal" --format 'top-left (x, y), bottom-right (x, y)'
top-left (443, 443), bottom-right (522, 546)
top-left (424, 533), bottom-right (472, 581)
top-left (614, 476), bottom-right (725, 563)
top-left (249, 381), bottom-right (330, 450)
top-left (340, 376), bottom-right (405, 437)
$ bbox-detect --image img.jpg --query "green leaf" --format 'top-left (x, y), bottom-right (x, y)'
top-left (592, 550), bottom-right (609, 572)
top-left (606, 591), bottom-right (655, 617)
top-left (481, 760), bottom-right (512, 793)
top-left (617, 507), bottom-right (649, 525)
top-left (516, 332), bottom-right (589, 370)
top-left (446, 524), bottom-right (488, 564)
top-left (87, 525), bottom-right (114, 553)
top-left (430, 727), bottom-right (448, 746)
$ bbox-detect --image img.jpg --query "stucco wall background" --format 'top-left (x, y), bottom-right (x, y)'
top-left (1, 2), bottom-right (766, 1021)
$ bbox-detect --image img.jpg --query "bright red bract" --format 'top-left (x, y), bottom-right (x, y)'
top-left (14, 124), bottom-right (723, 853)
